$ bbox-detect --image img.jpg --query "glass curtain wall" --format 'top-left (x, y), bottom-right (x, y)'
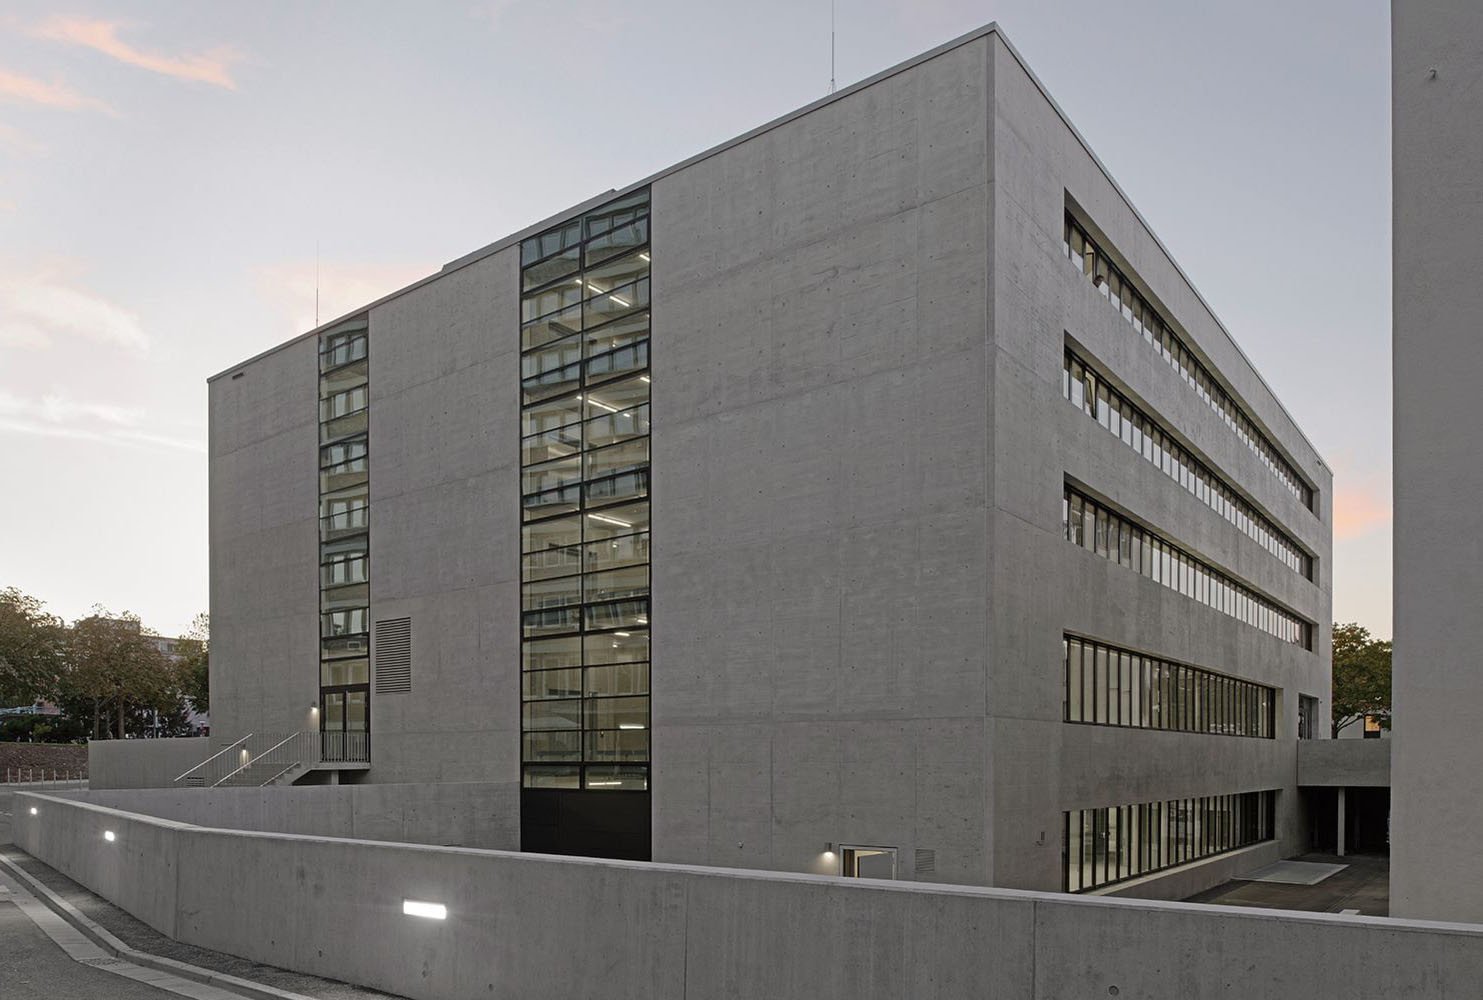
top-left (519, 189), bottom-right (651, 792)
top-left (318, 317), bottom-right (371, 759)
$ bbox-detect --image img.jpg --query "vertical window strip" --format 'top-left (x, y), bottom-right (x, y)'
top-left (518, 188), bottom-right (652, 794)
top-left (1063, 790), bottom-right (1276, 892)
top-left (1062, 212), bottom-right (1313, 511)
top-left (1063, 636), bottom-right (1275, 737)
top-left (1063, 485), bottom-right (1313, 650)
top-left (1063, 349), bottom-right (1311, 579)
top-left (317, 318), bottom-right (372, 751)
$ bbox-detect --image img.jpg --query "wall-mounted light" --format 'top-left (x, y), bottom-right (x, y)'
top-left (104, 830), bottom-right (116, 842)
top-left (29, 806), bottom-right (38, 816)
top-left (402, 899), bottom-right (447, 920)
top-left (823, 842), bottom-right (835, 857)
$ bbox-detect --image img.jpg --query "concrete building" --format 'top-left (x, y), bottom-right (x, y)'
top-left (208, 23), bottom-right (1331, 897)
top-left (1391, 1), bottom-right (1483, 923)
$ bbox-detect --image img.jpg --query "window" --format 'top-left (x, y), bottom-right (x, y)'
top-left (840, 846), bottom-right (898, 879)
top-left (519, 189), bottom-right (651, 793)
top-left (1063, 212), bottom-right (1314, 511)
top-left (1064, 637), bottom-right (1276, 738)
top-left (317, 317), bottom-right (372, 743)
top-left (1063, 484), bottom-right (1313, 650)
top-left (1298, 694), bottom-right (1318, 740)
top-left (1064, 790), bottom-right (1275, 892)
top-left (1063, 349), bottom-right (1312, 579)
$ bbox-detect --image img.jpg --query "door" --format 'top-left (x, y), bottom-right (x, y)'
top-left (840, 845), bottom-right (898, 879)
top-left (320, 686), bottom-right (369, 761)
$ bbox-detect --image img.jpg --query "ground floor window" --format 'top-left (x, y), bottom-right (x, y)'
top-left (1064, 789), bottom-right (1276, 892)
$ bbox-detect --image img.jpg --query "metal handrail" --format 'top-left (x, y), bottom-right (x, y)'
top-left (214, 732), bottom-right (300, 787)
top-left (173, 734), bottom-right (252, 783)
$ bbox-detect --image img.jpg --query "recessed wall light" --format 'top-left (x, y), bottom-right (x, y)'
top-left (29, 807), bottom-right (37, 816)
top-left (104, 830), bottom-right (116, 842)
top-left (402, 900), bottom-right (447, 920)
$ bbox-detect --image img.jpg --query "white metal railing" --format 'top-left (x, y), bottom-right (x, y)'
top-left (173, 734), bottom-right (253, 787)
top-left (174, 731), bottom-right (370, 787)
top-left (2, 767), bottom-right (88, 784)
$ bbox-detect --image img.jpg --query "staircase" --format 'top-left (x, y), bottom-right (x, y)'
top-left (174, 731), bottom-right (370, 787)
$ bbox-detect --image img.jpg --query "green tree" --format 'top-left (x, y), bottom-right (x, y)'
top-left (0, 588), bottom-right (65, 707)
top-left (1332, 621), bottom-right (1392, 738)
top-left (59, 611), bottom-right (178, 739)
top-left (177, 612), bottom-right (209, 715)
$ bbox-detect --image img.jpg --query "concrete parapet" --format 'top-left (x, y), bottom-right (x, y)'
top-left (1299, 740), bottom-right (1391, 788)
top-left (88, 738), bottom-right (211, 789)
top-left (13, 790), bottom-right (1483, 1000)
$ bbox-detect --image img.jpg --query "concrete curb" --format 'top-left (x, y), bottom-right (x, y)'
top-left (0, 851), bottom-right (317, 1000)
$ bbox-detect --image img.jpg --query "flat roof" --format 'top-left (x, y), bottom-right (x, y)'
top-left (209, 21), bottom-right (1327, 474)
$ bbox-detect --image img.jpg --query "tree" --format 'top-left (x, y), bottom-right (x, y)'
top-left (1332, 622), bottom-right (1392, 738)
top-left (59, 610), bottom-right (181, 739)
top-left (0, 588), bottom-right (65, 707)
top-left (177, 612), bottom-right (209, 716)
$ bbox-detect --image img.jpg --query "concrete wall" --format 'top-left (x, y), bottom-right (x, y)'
top-left (48, 781), bottom-right (517, 849)
top-left (87, 738), bottom-right (210, 789)
top-left (14, 790), bottom-right (1483, 1000)
top-left (985, 32), bottom-right (1333, 890)
top-left (363, 246), bottom-right (522, 784)
top-left (1299, 739), bottom-right (1391, 788)
top-left (1391, 0), bottom-right (1483, 923)
top-left (651, 29), bottom-right (995, 887)
top-left (209, 337), bottom-right (321, 743)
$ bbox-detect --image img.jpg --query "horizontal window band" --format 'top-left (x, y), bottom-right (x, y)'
top-left (1064, 484), bottom-right (1312, 650)
top-left (1064, 347), bottom-right (1312, 579)
top-left (1064, 210), bottom-right (1313, 510)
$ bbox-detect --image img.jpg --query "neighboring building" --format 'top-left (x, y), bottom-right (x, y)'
top-left (1391, 1), bottom-right (1483, 923)
top-left (208, 23), bottom-right (1332, 897)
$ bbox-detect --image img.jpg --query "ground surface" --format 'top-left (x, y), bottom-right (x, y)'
top-left (1184, 852), bottom-right (1390, 916)
top-left (0, 789), bottom-right (405, 1000)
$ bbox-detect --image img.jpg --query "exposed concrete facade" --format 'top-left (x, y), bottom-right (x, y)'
top-left (1391, 0), bottom-right (1483, 923)
top-left (15, 791), bottom-right (1483, 1000)
top-left (1299, 739), bottom-right (1391, 789)
top-left (208, 24), bottom-right (1331, 898)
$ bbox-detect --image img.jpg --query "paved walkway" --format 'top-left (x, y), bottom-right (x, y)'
top-left (0, 791), bottom-right (404, 1000)
top-left (1184, 853), bottom-right (1390, 916)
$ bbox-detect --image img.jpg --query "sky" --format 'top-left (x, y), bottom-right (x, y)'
top-left (0, 0), bottom-right (1392, 638)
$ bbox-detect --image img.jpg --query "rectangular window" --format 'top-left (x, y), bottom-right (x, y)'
top-left (1062, 635), bottom-right (1275, 738)
top-left (1063, 485), bottom-right (1312, 650)
top-left (1062, 213), bottom-right (1313, 511)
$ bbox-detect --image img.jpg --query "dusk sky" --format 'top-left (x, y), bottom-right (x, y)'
top-left (0, 0), bottom-right (1391, 638)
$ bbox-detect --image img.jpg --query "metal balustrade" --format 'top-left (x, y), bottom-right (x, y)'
top-left (174, 731), bottom-right (370, 787)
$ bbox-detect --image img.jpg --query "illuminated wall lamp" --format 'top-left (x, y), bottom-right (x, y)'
top-left (29, 806), bottom-right (38, 816)
top-left (403, 899), bottom-right (447, 920)
top-left (104, 830), bottom-right (117, 842)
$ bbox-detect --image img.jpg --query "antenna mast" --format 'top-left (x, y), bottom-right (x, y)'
top-left (829, 0), bottom-right (836, 94)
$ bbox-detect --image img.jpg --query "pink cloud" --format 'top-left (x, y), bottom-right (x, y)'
top-left (0, 68), bottom-right (109, 112)
top-left (1333, 487), bottom-right (1390, 541)
top-left (33, 17), bottom-right (242, 90)
top-left (0, 121), bottom-right (47, 153)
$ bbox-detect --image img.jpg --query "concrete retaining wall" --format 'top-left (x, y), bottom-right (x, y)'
top-left (88, 738), bottom-right (211, 789)
top-left (54, 781), bottom-right (517, 849)
top-left (13, 790), bottom-right (1483, 1000)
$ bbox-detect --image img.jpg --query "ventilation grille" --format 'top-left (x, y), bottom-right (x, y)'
top-left (914, 848), bottom-right (936, 875)
top-left (374, 617), bottom-right (412, 693)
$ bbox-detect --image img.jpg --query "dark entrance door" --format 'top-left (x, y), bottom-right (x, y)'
top-left (320, 686), bottom-right (369, 761)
